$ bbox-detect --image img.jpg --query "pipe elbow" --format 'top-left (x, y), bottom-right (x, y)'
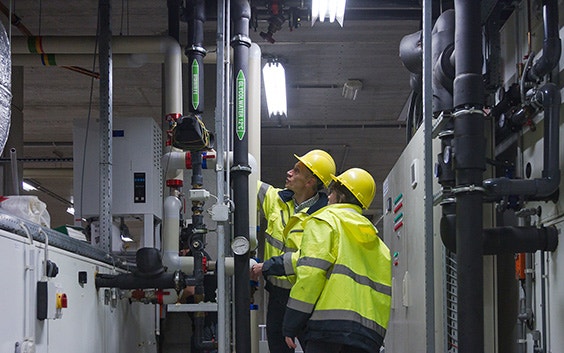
top-left (193, 0), bottom-right (206, 23)
top-left (536, 82), bottom-right (561, 104)
top-left (529, 37), bottom-right (562, 81)
top-left (542, 226), bottom-right (559, 252)
top-left (483, 177), bottom-right (508, 195)
top-left (232, 0), bottom-right (251, 21)
top-left (399, 30), bottom-right (422, 74)
top-left (534, 175), bottom-right (560, 199)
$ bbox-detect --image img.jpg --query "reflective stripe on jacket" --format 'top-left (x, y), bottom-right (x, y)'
top-left (258, 181), bottom-right (295, 289)
top-left (258, 181), bottom-right (328, 289)
top-left (283, 203), bottom-right (392, 351)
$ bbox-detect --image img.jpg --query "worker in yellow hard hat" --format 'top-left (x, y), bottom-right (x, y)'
top-left (282, 168), bottom-right (392, 353)
top-left (255, 149), bottom-right (336, 353)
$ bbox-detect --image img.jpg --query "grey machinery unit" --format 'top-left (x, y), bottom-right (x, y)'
top-left (73, 117), bottom-right (163, 251)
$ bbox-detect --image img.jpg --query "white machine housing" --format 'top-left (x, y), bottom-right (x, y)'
top-left (73, 117), bottom-right (163, 250)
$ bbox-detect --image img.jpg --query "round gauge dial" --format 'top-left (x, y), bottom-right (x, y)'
top-left (231, 236), bottom-right (250, 255)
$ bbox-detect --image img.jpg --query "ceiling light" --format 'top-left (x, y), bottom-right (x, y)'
top-left (262, 60), bottom-right (287, 119)
top-left (66, 207), bottom-right (75, 215)
top-left (311, 0), bottom-right (347, 27)
top-left (342, 79), bottom-right (363, 100)
top-left (22, 181), bottom-right (37, 191)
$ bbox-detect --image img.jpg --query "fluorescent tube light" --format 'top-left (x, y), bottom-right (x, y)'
top-left (312, 0), bottom-right (347, 26)
top-left (22, 181), bottom-right (37, 191)
top-left (263, 61), bottom-right (287, 118)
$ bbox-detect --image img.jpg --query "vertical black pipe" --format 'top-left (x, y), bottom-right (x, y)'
top-left (190, 151), bottom-right (205, 294)
top-left (167, 0), bottom-right (180, 42)
top-left (538, 83), bottom-right (561, 194)
top-left (231, 1), bottom-right (252, 352)
top-left (185, 1), bottom-right (212, 349)
top-left (186, 0), bottom-right (206, 113)
top-left (190, 151), bottom-right (216, 351)
top-left (453, 1), bottom-right (485, 352)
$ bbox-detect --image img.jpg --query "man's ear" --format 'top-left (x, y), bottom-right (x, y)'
top-left (307, 176), bottom-right (317, 189)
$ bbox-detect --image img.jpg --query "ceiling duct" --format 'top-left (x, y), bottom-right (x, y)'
top-left (0, 21), bottom-right (11, 156)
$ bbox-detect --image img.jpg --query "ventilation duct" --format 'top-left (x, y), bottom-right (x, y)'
top-left (0, 21), bottom-right (11, 155)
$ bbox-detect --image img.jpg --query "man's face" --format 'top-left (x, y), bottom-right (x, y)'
top-left (285, 161), bottom-right (314, 192)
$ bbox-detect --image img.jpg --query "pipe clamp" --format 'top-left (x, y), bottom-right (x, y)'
top-left (230, 164), bottom-right (252, 174)
top-left (231, 34), bottom-right (251, 46)
top-left (452, 185), bottom-right (485, 194)
top-left (438, 130), bottom-right (454, 138)
top-left (187, 45), bottom-right (207, 55)
top-left (452, 107), bottom-right (484, 118)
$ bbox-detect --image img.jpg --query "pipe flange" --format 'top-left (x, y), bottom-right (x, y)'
top-left (438, 130), bottom-right (454, 138)
top-left (230, 164), bottom-right (252, 174)
top-left (452, 107), bottom-right (484, 118)
top-left (439, 197), bottom-right (456, 205)
top-left (186, 45), bottom-right (207, 56)
top-left (231, 34), bottom-right (251, 47)
top-left (452, 185), bottom-right (486, 194)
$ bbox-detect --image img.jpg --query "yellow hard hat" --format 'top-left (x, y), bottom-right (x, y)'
top-left (331, 168), bottom-right (376, 209)
top-left (294, 149), bottom-right (336, 187)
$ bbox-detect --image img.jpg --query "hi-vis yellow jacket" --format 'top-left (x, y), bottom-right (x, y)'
top-left (258, 181), bottom-right (327, 290)
top-left (283, 203), bottom-right (392, 351)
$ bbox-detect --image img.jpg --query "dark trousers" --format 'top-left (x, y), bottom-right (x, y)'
top-left (266, 285), bottom-right (294, 353)
top-left (305, 340), bottom-right (370, 353)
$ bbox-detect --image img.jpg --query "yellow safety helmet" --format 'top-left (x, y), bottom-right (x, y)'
top-left (331, 168), bottom-right (376, 209)
top-left (294, 149), bottom-right (336, 188)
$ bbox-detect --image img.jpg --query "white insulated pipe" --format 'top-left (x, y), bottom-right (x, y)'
top-left (162, 194), bottom-right (235, 275)
top-left (248, 43), bottom-right (261, 252)
top-left (11, 52), bottom-right (218, 68)
top-left (161, 151), bottom-right (258, 275)
top-left (10, 36), bottom-right (185, 117)
top-left (162, 194), bottom-right (194, 273)
top-left (161, 149), bottom-right (218, 181)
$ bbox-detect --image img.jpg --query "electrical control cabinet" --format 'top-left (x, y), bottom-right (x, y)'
top-left (73, 117), bottom-right (163, 249)
top-left (73, 117), bottom-right (163, 219)
top-left (382, 128), bottom-right (444, 353)
top-left (382, 127), bottom-right (437, 352)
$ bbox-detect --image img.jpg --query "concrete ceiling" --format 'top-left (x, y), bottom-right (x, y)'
top-left (1, 0), bottom-right (422, 226)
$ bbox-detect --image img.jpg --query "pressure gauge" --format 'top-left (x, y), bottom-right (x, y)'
top-left (231, 236), bottom-right (250, 255)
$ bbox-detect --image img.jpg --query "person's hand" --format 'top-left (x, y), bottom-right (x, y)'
top-left (285, 336), bottom-right (297, 349)
top-left (250, 263), bottom-right (263, 281)
top-left (179, 285), bottom-right (196, 302)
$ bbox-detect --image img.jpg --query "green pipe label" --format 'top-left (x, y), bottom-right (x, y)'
top-left (236, 70), bottom-right (246, 140)
top-left (191, 59), bottom-right (200, 110)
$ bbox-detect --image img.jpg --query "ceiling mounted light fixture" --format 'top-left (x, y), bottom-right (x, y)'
top-left (22, 181), bottom-right (37, 191)
top-left (311, 0), bottom-right (347, 27)
top-left (262, 60), bottom-right (287, 119)
top-left (342, 79), bottom-right (363, 100)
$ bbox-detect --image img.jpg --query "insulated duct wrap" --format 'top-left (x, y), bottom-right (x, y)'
top-left (0, 22), bottom-right (11, 155)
